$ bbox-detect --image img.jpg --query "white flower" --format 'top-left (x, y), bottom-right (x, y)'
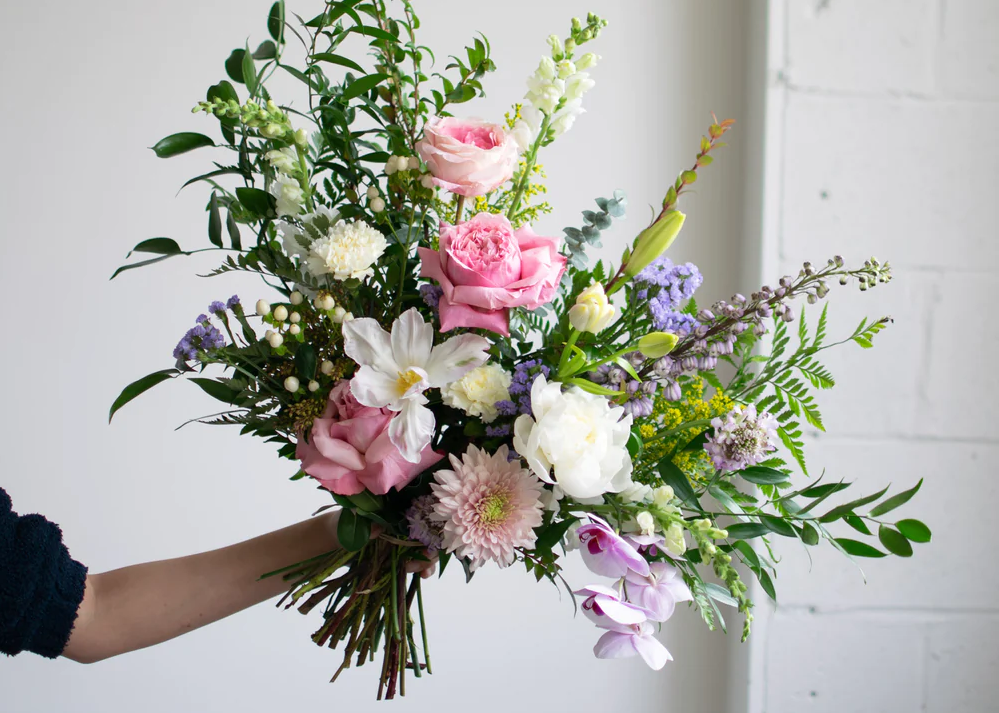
top-left (510, 106), bottom-right (543, 154)
top-left (569, 282), bottom-right (617, 333)
top-left (270, 174), bottom-right (304, 217)
top-left (564, 71), bottom-right (595, 102)
top-left (621, 481), bottom-right (653, 503)
top-left (441, 363), bottom-right (512, 423)
top-left (556, 60), bottom-right (577, 79)
top-left (265, 146), bottom-right (298, 174)
top-left (663, 522), bottom-right (687, 556)
top-left (305, 220), bottom-right (387, 281)
top-left (652, 485), bottom-right (675, 509)
top-left (635, 511), bottom-right (656, 537)
top-left (343, 308), bottom-right (491, 462)
top-left (528, 83), bottom-right (563, 115)
top-left (513, 375), bottom-right (634, 499)
top-left (551, 100), bottom-right (585, 137)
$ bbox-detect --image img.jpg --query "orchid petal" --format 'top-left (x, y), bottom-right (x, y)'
top-left (633, 629), bottom-right (672, 670)
top-left (593, 631), bottom-right (637, 660)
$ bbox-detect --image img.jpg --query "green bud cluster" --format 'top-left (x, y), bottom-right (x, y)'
top-left (192, 98), bottom-right (294, 139)
top-left (690, 522), bottom-right (754, 642)
top-left (552, 12), bottom-right (607, 61)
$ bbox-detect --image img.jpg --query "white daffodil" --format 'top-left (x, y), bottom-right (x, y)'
top-left (343, 308), bottom-right (491, 463)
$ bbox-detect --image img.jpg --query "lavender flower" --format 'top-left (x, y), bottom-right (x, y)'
top-left (406, 494), bottom-right (445, 550)
top-left (704, 405), bottom-right (779, 472)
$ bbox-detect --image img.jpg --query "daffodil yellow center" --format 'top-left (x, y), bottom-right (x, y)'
top-left (477, 490), bottom-right (510, 528)
top-left (396, 368), bottom-right (424, 396)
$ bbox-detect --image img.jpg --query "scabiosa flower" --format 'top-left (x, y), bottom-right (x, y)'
top-left (704, 404), bottom-right (779, 472)
top-left (406, 494), bottom-right (445, 551)
top-left (431, 444), bottom-right (544, 570)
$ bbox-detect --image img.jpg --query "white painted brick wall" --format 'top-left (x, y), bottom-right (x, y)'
top-left (751, 1), bottom-right (999, 711)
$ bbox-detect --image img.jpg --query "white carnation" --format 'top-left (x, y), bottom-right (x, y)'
top-left (270, 174), bottom-right (304, 217)
top-left (513, 375), bottom-right (633, 500)
top-left (441, 364), bottom-right (512, 423)
top-left (305, 220), bottom-right (387, 281)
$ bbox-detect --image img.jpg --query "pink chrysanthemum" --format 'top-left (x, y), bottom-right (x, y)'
top-left (431, 444), bottom-right (544, 570)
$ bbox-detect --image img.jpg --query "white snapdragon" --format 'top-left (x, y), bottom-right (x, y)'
top-left (265, 146), bottom-right (298, 174)
top-left (514, 51), bottom-right (599, 150)
top-left (305, 220), bottom-right (387, 282)
top-left (440, 363), bottom-right (512, 423)
top-left (270, 174), bottom-right (304, 217)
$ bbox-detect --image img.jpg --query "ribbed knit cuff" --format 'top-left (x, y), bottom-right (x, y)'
top-left (30, 554), bottom-right (87, 659)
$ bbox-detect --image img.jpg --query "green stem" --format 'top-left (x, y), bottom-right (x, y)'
top-left (454, 195), bottom-right (465, 224)
top-left (416, 578), bottom-right (431, 674)
top-left (556, 329), bottom-right (581, 377)
top-left (642, 418), bottom-right (713, 446)
top-left (506, 115), bottom-right (551, 220)
top-left (296, 144), bottom-right (315, 212)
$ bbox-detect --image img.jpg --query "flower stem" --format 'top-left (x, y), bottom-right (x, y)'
top-left (454, 195), bottom-right (465, 224)
top-left (506, 115), bottom-right (551, 220)
top-left (642, 418), bottom-right (713, 446)
top-left (556, 328), bottom-right (581, 377)
top-left (416, 577), bottom-right (431, 674)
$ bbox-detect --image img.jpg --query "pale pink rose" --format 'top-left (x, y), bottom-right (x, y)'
top-left (418, 212), bottom-right (566, 336)
top-left (416, 117), bottom-right (518, 197)
top-left (297, 381), bottom-right (443, 496)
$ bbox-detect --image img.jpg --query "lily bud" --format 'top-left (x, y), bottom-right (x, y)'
top-left (624, 210), bottom-right (686, 280)
top-left (568, 282), bottom-right (617, 333)
top-left (638, 331), bottom-right (679, 358)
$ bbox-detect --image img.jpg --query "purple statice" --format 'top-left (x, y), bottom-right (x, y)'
top-left (195, 314), bottom-right (209, 324)
top-left (653, 310), bottom-right (700, 338)
top-left (506, 359), bottom-right (551, 416)
top-left (420, 284), bottom-right (444, 312)
top-left (406, 494), bottom-right (445, 550)
top-left (173, 320), bottom-right (226, 362)
top-left (226, 295), bottom-right (241, 310)
top-left (634, 257), bottom-right (704, 333)
top-left (208, 300), bottom-right (227, 316)
top-left (704, 405), bottom-right (779, 472)
top-left (486, 424), bottom-right (512, 438)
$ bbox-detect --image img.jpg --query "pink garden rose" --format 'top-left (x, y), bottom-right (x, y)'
top-left (418, 212), bottom-right (566, 336)
top-left (297, 381), bottom-right (443, 496)
top-left (416, 117), bottom-right (518, 197)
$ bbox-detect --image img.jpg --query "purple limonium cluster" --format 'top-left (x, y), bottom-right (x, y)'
top-left (405, 494), bottom-right (445, 550)
top-left (495, 359), bottom-right (550, 417)
top-left (419, 284), bottom-right (444, 314)
top-left (589, 353), bottom-right (656, 417)
top-left (573, 517), bottom-right (692, 670)
top-left (172, 297), bottom-right (239, 362)
top-left (703, 404), bottom-right (779, 472)
top-left (633, 256), bottom-right (703, 332)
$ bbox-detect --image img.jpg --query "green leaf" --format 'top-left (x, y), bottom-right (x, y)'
top-left (800, 521), bottom-right (820, 545)
top-left (253, 40), bottom-right (277, 60)
top-left (725, 522), bottom-right (770, 540)
top-left (681, 430), bottom-right (710, 452)
top-left (151, 132), bottom-right (215, 158)
top-left (760, 515), bottom-right (797, 538)
top-left (878, 525), bottom-right (913, 557)
top-left (348, 490), bottom-right (381, 513)
top-left (207, 79), bottom-right (239, 104)
top-left (341, 73), bottom-right (388, 101)
top-left (844, 515), bottom-right (873, 536)
top-left (799, 482), bottom-right (851, 498)
top-left (235, 187), bottom-right (275, 218)
top-left (437, 551), bottom-right (451, 578)
top-left (190, 378), bottom-right (240, 404)
top-left (127, 238), bottom-right (185, 257)
top-left (758, 569), bottom-right (776, 601)
top-left (311, 52), bottom-right (365, 73)
top-left (738, 466), bottom-right (791, 485)
top-left (268, 1), bottom-right (285, 42)
top-left (818, 485), bottom-right (891, 523)
top-left (868, 479), bottom-right (923, 518)
top-left (109, 369), bottom-right (178, 422)
top-left (349, 25), bottom-right (397, 43)
top-left (208, 193), bottom-right (223, 248)
top-left (225, 210), bottom-right (242, 250)
top-left (110, 254), bottom-right (177, 280)
top-left (705, 583), bottom-right (737, 607)
top-left (242, 45), bottom-right (257, 95)
top-left (295, 343), bottom-right (317, 381)
top-left (835, 537), bottom-right (886, 558)
top-left (337, 509), bottom-right (371, 551)
top-left (896, 518), bottom-right (931, 543)
top-left (534, 516), bottom-right (579, 553)
top-left (658, 459), bottom-right (699, 508)
top-left (225, 49), bottom-right (247, 83)
top-left (733, 540), bottom-right (760, 569)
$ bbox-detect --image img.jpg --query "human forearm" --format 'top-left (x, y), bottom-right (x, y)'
top-left (63, 512), bottom-right (340, 663)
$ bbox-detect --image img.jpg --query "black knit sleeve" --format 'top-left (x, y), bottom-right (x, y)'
top-left (0, 487), bottom-right (88, 658)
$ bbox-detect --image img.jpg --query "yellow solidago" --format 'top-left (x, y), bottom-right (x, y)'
top-left (635, 377), bottom-right (734, 487)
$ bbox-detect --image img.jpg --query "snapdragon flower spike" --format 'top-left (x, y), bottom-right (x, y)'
top-left (624, 561), bottom-right (693, 622)
top-left (343, 308), bottom-right (491, 463)
top-left (577, 515), bottom-right (650, 578)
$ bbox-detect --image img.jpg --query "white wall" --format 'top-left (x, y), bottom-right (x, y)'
top-left (0, 1), bottom-right (763, 711)
top-left (750, 1), bottom-right (999, 712)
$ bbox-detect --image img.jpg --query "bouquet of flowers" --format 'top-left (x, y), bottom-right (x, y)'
top-left (110, 1), bottom-right (928, 699)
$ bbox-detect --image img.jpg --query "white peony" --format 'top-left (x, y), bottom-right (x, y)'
top-left (270, 174), bottom-right (304, 217)
top-left (441, 363), bottom-right (512, 423)
top-left (305, 220), bottom-right (387, 281)
top-left (513, 375), bottom-right (634, 500)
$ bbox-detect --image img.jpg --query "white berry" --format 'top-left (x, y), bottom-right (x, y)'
top-left (255, 299), bottom-right (271, 316)
top-left (284, 376), bottom-right (300, 392)
top-left (273, 305), bottom-right (289, 321)
top-left (320, 360), bottom-right (335, 375)
top-left (289, 291), bottom-right (304, 305)
top-left (308, 380), bottom-right (320, 392)
top-left (370, 197), bottom-right (386, 213)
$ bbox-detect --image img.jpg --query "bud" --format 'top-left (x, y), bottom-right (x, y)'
top-left (568, 282), bottom-right (617, 333)
top-left (623, 210), bottom-right (686, 280)
top-left (563, 38), bottom-right (576, 55)
top-left (255, 299), bottom-right (271, 316)
top-left (315, 294), bottom-right (335, 311)
top-left (320, 360), bottom-right (335, 375)
top-left (547, 34), bottom-right (564, 58)
top-left (571, 16), bottom-right (583, 31)
top-left (260, 123), bottom-right (284, 139)
top-left (575, 52), bottom-right (599, 70)
top-left (638, 331), bottom-right (679, 358)
top-left (294, 128), bottom-right (308, 148)
top-left (289, 291), bottom-right (304, 305)
top-left (284, 376), bottom-right (300, 392)
top-left (289, 323), bottom-right (301, 335)
top-left (635, 511), bottom-right (656, 537)
top-left (652, 485), bottom-right (675, 509)
top-left (342, 311), bottom-right (355, 322)
top-left (407, 156), bottom-right (420, 170)
top-left (273, 305), bottom-right (289, 322)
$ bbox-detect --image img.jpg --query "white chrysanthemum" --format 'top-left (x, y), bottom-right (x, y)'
top-left (431, 445), bottom-right (544, 571)
top-left (265, 146), bottom-right (298, 174)
top-left (270, 174), bottom-right (304, 217)
top-left (305, 220), bottom-right (387, 281)
top-left (441, 364), bottom-right (512, 423)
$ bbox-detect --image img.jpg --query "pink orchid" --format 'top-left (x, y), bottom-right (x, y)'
top-left (624, 561), bottom-right (693, 622)
top-left (577, 516), bottom-right (650, 578)
top-left (593, 620), bottom-right (673, 670)
top-left (576, 584), bottom-right (650, 627)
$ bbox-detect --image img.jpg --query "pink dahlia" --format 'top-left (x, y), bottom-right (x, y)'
top-left (431, 445), bottom-right (544, 570)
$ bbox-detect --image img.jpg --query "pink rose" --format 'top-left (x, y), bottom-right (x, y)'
top-left (418, 212), bottom-right (566, 336)
top-left (297, 381), bottom-right (443, 496)
top-left (416, 117), bottom-right (518, 197)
